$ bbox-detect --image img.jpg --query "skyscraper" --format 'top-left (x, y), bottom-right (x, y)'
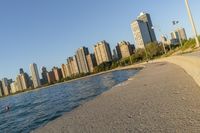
top-left (10, 82), bottom-right (18, 94)
top-left (137, 12), bottom-right (157, 42)
top-left (160, 36), bottom-right (171, 46)
top-left (53, 67), bottom-right (63, 82)
top-left (0, 81), bottom-right (3, 97)
top-left (76, 47), bottom-right (90, 74)
top-left (116, 41), bottom-right (134, 59)
top-left (41, 66), bottom-right (48, 85)
top-left (171, 27), bottom-right (187, 40)
top-left (47, 71), bottom-right (56, 84)
top-left (94, 41), bottom-right (112, 65)
top-left (61, 64), bottom-right (67, 79)
top-left (18, 69), bottom-right (30, 90)
top-left (86, 54), bottom-right (97, 73)
top-left (131, 12), bottom-right (157, 49)
top-left (16, 75), bottom-right (23, 91)
top-left (1, 78), bottom-right (11, 96)
top-left (19, 68), bottom-right (24, 74)
top-left (65, 63), bottom-right (72, 77)
top-left (112, 49), bottom-right (119, 61)
top-left (30, 63), bottom-right (41, 88)
top-left (67, 56), bottom-right (80, 76)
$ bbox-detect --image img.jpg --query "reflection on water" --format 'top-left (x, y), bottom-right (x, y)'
top-left (0, 69), bottom-right (139, 133)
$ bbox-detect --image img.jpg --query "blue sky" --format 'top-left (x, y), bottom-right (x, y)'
top-left (0, 0), bottom-right (199, 79)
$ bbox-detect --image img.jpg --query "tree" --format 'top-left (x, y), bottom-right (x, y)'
top-left (93, 62), bottom-right (113, 73)
top-left (146, 43), bottom-right (163, 59)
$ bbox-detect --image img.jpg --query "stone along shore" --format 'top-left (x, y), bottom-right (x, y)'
top-left (34, 62), bottom-right (200, 133)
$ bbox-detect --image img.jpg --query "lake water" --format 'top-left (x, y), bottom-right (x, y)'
top-left (0, 69), bottom-right (139, 133)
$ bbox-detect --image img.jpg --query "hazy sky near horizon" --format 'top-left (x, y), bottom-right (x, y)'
top-left (0, 0), bottom-right (200, 79)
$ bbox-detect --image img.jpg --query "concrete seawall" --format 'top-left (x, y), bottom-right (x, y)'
top-left (163, 55), bottom-right (200, 87)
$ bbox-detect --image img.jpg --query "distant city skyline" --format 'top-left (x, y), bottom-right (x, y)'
top-left (0, 0), bottom-right (199, 78)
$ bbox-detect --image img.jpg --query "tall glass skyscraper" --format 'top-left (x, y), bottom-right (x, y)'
top-left (137, 12), bottom-right (157, 42)
top-left (131, 12), bottom-right (157, 49)
top-left (75, 47), bottom-right (90, 74)
top-left (30, 63), bottom-right (41, 88)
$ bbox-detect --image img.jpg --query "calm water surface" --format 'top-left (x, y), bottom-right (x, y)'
top-left (0, 69), bottom-right (139, 133)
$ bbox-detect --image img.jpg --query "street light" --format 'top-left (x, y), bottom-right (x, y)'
top-left (185, 0), bottom-right (200, 48)
top-left (152, 26), bottom-right (167, 54)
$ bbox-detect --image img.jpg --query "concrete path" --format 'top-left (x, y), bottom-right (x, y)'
top-left (34, 62), bottom-right (200, 133)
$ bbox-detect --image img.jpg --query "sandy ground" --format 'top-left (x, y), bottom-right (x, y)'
top-left (34, 62), bottom-right (200, 133)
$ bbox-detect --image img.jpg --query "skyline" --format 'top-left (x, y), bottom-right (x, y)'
top-left (0, 0), bottom-right (200, 79)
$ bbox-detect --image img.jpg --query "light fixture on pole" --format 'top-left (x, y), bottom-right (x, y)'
top-left (152, 26), bottom-right (167, 54)
top-left (185, 0), bottom-right (200, 48)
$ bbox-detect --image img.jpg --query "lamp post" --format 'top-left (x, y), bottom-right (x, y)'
top-left (185, 0), bottom-right (200, 48)
top-left (164, 34), bottom-right (172, 51)
top-left (152, 26), bottom-right (167, 54)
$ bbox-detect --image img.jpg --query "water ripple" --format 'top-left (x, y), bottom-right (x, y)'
top-left (0, 69), bottom-right (139, 133)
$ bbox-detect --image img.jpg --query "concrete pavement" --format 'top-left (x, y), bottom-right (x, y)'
top-left (34, 62), bottom-right (200, 133)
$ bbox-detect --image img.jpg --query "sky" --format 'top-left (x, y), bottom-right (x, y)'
top-left (0, 0), bottom-right (200, 79)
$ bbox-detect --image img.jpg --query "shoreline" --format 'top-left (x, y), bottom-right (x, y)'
top-left (34, 61), bottom-right (200, 133)
top-left (0, 62), bottom-right (145, 100)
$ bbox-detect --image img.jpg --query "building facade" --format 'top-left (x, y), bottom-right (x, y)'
top-left (116, 41), bottom-right (134, 59)
top-left (131, 12), bottom-right (157, 49)
top-left (61, 64), bottom-right (67, 79)
top-left (0, 81), bottom-right (3, 97)
top-left (1, 78), bottom-right (11, 96)
top-left (137, 12), bottom-right (157, 42)
top-left (16, 75), bottom-right (23, 92)
top-left (30, 63), bottom-right (41, 88)
top-left (94, 41), bottom-right (112, 65)
top-left (86, 54), bottom-right (97, 73)
top-left (10, 82), bottom-right (18, 94)
top-left (53, 67), bottom-right (63, 82)
top-left (171, 27), bottom-right (187, 41)
top-left (76, 47), bottom-right (90, 74)
top-left (47, 71), bottom-right (56, 84)
top-left (112, 49), bottom-right (119, 60)
top-left (160, 36), bottom-right (171, 46)
top-left (41, 67), bottom-right (48, 85)
top-left (67, 56), bottom-right (80, 76)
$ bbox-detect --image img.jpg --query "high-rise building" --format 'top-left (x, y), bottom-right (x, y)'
top-left (16, 75), bottom-right (23, 91)
top-left (41, 67), bottom-right (48, 85)
top-left (21, 73), bottom-right (29, 90)
top-left (116, 41), bottom-right (134, 59)
top-left (160, 36), bottom-right (171, 45)
top-left (67, 56), bottom-right (80, 76)
top-left (76, 47), bottom-right (90, 74)
top-left (13, 72), bottom-right (29, 93)
top-left (10, 82), bottom-right (19, 94)
top-left (131, 12), bottom-right (157, 49)
top-left (18, 68), bottom-right (31, 90)
top-left (30, 63), bottom-right (41, 88)
top-left (61, 64), bottom-right (67, 79)
top-left (47, 71), bottom-right (56, 84)
top-left (94, 41), bottom-right (112, 65)
top-left (19, 69), bottom-right (30, 90)
top-left (19, 68), bottom-right (24, 74)
top-left (53, 67), bottom-right (63, 82)
top-left (0, 81), bottom-right (3, 97)
top-left (65, 64), bottom-right (72, 77)
top-left (86, 54), bottom-right (97, 73)
top-left (1, 78), bottom-right (11, 96)
top-left (137, 12), bottom-right (157, 42)
top-left (112, 49), bottom-right (119, 61)
top-left (171, 27), bottom-right (187, 41)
